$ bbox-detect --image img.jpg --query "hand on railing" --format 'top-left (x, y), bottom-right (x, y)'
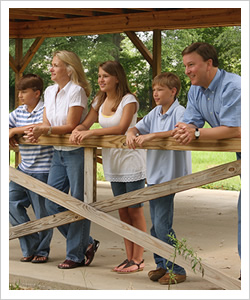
top-left (69, 129), bottom-right (93, 145)
top-left (172, 122), bottom-right (195, 145)
top-left (23, 125), bottom-right (50, 143)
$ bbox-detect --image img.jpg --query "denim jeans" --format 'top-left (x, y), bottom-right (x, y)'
top-left (45, 148), bottom-right (93, 263)
top-left (110, 179), bottom-right (145, 208)
top-left (9, 168), bottom-right (53, 257)
top-left (148, 187), bottom-right (186, 275)
top-left (236, 152), bottom-right (241, 258)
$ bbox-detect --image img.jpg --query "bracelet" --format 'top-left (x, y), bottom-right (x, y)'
top-left (47, 126), bottom-right (52, 135)
top-left (136, 133), bottom-right (140, 137)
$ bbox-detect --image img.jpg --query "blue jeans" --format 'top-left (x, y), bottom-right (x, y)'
top-left (148, 187), bottom-right (186, 275)
top-left (236, 152), bottom-right (241, 258)
top-left (9, 168), bottom-right (53, 257)
top-left (45, 148), bottom-right (93, 263)
top-left (111, 179), bottom-right (145, 208)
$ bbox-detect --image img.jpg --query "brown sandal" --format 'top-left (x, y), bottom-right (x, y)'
top-left (118, 259), bottom-right (144, 274)
top-left (31, 255), bottom-right (48, 263)
top-left (20, 255), bottom-right (34, 262)
top-left (112, 259), bottom-right (129, 272)
top-left (58, 259), bottom-right (85, 269)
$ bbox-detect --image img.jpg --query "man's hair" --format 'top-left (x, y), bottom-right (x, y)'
top-left (152, 72), bottom-right (181, 99)
top-left (16, 74), bottom-right (44, 96)
top-left (182, 42), bottom-right (219, 67)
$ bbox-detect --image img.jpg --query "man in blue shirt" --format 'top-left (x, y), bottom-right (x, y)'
top-left (172, 42), bottom-right (241, 278)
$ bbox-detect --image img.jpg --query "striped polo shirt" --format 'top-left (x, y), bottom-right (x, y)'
top-left (9, 100), bottom-right (54, 174)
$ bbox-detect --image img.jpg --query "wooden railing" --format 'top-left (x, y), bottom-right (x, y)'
top-left (9, 135), bottom-right (241, 290)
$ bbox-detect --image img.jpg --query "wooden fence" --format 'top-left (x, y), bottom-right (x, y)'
top-left (9, 135), bottom-right (241, 290)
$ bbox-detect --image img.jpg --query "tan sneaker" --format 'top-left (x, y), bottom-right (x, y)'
top-left (148, 268), bottom-right (166, 281)
top-left (158, 273), bottom-right (186, 285)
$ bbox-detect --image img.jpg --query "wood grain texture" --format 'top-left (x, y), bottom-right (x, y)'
top-left (9, 166), bottom-right (241, 290)
top-left (10, 160), bottom-right (241, 239)
top-left (18, 135), bottom-right (241, 152)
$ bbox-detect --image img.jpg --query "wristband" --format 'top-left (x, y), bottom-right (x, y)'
top-left (47, 126), bottom-right (52, 135)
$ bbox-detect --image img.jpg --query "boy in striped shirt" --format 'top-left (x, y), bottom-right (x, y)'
top-left (9, 74), bottom-right (54, 263)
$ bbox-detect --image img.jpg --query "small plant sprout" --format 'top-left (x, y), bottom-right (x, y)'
top-left (166, 233), bottom-right (204, 289)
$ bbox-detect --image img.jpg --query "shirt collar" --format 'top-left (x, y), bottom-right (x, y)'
top-left (23, 99), bottom-right (44, 113)
top-left (199, 69), bottom-right (221, 93)
top-left (56, 80), bottom-right (72, 95)
top-left (157, 99), bottom-right (179, 117)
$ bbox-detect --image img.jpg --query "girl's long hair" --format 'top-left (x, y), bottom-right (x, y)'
top-left (53, 50), bottom-right (91, 97)
top-left (94, 60), bottom-right (133, 112)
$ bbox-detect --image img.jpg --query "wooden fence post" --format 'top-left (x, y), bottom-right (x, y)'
top-left (84, 147), bottom-right (97, 203)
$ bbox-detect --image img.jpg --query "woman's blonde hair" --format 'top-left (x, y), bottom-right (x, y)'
top-left (94, 60), bottom-right (133, 112)
top-left (53, 50), bottom-right (91, 97)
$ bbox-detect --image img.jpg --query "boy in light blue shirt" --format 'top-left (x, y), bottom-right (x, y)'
top-left (127, 72), bottom-right (191, 285)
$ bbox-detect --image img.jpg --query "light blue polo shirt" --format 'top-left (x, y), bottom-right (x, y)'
top-left (183, 69), bottom-right (241, 128)
top-left (136, 100), bottom-right (192, 185)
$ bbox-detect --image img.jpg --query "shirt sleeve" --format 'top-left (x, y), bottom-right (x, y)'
top-left (219, 85), bottom-right (241, 127)
top-left (120, 94), bottom-right (139, 112)
top-left (135, 110), bottom-right (154, 135)
top-left (9, 109), bottom-right (17, 128)
top-left (69, 86), bottom-right (88, 109)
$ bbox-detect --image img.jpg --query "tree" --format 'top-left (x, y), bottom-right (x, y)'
top-left (9, 27), bottom-right (241, 114)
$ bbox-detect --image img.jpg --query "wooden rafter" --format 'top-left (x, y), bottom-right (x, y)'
top-left (125, 31), bottom-right (153, 66)
top-left (10, 8), bottom-right (241, 39)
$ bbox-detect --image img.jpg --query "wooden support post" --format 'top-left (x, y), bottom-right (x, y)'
top-left (153, 29), bottom-right (161, 78)
top-left (84, 147), bottom-right (97, 203)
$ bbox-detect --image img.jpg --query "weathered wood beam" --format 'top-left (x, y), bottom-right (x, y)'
top-left (20, 37), bottom-right (45, 73)
top-left (125, 31), bottom-right (153, 66)
top-left (9, 8), bottom-right (241, 39)
top-left (10, 160), bottom-right (240, 239)
top-left (9, 166), bottom-right (241, 290)
top-left (9, 53), bottom-right (18, 73)
top-left (84, 148), bottom-right (97, 203)
top-left (18, 134), bottom-right (241, 152)
top-left (153, 29), bottom-right (161, 78)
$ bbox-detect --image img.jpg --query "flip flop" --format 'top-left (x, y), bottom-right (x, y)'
top-left (58, 259), bottom-right (85, 269)
top-left (31, 255), bottom-right (48, 263)
top-left (112, 259), bottom-right (129, 272)
top-left (118, 259), bottom-right (145, 274)
top-left (20, 255), bottom-right (34, 262)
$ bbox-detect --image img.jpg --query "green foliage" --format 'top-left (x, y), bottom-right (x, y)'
top-left (166, 233), bottom-right (204, 289)
top-left (9, 27), bottom-right (241, 113)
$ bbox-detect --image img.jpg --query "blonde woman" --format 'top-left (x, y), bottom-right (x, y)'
top-left (25, 50), bottom-right (99, 269)
top-left (70, 61), bottom-right (146, 273)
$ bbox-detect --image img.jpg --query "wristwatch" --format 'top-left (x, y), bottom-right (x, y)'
top-left (195, 128), bottom-right (200, 139)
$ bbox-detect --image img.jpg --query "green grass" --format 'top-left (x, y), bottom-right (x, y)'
top-left (191, 151), bottom-right (240, 191)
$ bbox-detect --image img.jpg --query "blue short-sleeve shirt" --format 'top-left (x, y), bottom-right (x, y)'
top-left (136, 100), bottom-right (192, 184)
top-left (183, 69), bottom-right (241, 128)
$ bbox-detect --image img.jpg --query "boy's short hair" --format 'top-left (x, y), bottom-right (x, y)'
top-left (17, 74), bottom-right (43, 96)
top-left (152, 72), bottom-right (181, 99)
